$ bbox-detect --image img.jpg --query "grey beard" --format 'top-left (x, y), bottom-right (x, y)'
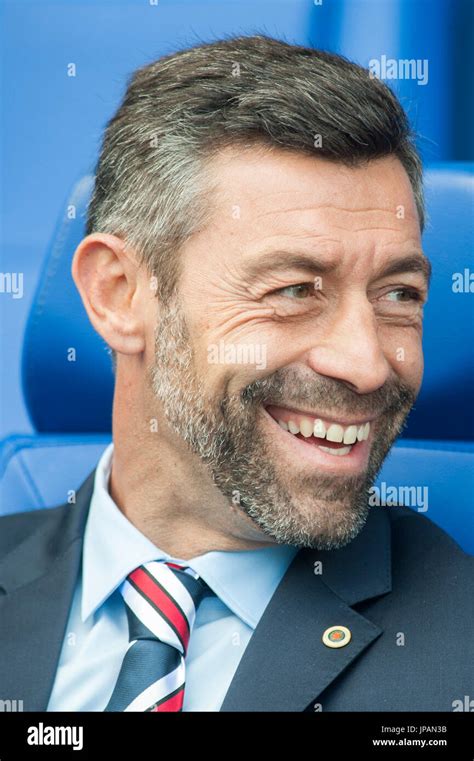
top-left (150, 300), bottom-right (417, 550)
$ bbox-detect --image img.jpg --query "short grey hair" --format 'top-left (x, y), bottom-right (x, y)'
top-left (87, 34), bottom-right (424, 366)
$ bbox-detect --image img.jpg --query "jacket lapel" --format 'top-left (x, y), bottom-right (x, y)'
top-left (220, 505), bottom-right (392, 711)
top-left (0, 471), bottom-right (95, 711)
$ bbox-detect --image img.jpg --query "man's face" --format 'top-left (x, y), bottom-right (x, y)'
top-left (150, 147), bottom-right (428, 550)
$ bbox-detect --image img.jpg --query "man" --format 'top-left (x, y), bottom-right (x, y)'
top-left (0, 34), bottom-right (472, 713)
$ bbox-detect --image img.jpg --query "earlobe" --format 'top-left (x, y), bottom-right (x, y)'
top-left (72, 233), bottom-right (146, 355)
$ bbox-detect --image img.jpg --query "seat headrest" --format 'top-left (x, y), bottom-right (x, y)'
top-left (409, 163), bottom-right (473, 439)
top-left (22, 176), bottom-right (114, 432)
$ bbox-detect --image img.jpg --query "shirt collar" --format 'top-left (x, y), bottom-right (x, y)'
top-left (81, 443), bottom-right (298, 628)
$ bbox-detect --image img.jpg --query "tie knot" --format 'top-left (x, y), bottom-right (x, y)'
top-left (120, 560), bottom-right (211, 655)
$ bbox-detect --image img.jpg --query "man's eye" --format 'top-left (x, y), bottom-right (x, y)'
top-left (384, 288), bottom-right (423, 303)
top-left (273, 283), bottom-right (315, 299)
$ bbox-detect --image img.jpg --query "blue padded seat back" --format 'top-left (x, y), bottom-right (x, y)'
top-left (22, 176), bottom-right (114, 433)
top-left (0, 435), bottom-right (111, 512)
top-left (405, 163), bottom-right (473, 439)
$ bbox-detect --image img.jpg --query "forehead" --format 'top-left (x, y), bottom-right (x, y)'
top-left (206, 145), bottom-right (421, 246)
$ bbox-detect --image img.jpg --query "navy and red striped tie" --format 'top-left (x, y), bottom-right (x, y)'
top-left (105, 560), bottom-right (212, 712)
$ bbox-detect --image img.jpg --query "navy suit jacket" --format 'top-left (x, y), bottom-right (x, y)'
top-left (0, 468), bottom-right (472, 712)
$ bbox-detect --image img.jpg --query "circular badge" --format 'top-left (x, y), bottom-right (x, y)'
top-left (322, 625), bottom-right (352, 648)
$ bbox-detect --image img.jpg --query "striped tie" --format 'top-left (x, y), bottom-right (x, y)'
top-left (104, 560), bottom-right (212, 712)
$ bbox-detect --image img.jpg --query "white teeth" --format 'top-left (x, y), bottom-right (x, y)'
top-left (313, 419), bottom-right (326, 438)
top-left (343, 425), bottom-right (358, 445)
top-left (274, 412), bottom-right (371, 444)
top-left (318, 445), bottom-right (353, 457)
top-left (299, 418), bottom-right (314, 437)
top-left (326, 424), bottom-right (344, 443)
top-left (356, 422), bottom-right (370, 441)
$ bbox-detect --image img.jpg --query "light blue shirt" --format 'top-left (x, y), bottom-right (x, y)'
top-left (47, 443), bottom-right (298, 711)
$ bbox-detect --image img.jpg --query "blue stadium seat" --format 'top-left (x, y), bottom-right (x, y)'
top-left (0, 435), bottom-right (110, 514)
top-left (21, 175), bottom-right (114, 434)
top-left (0, 164), bottom-right (472, 553)
top-left (406, 163), bottom-right (474, 440)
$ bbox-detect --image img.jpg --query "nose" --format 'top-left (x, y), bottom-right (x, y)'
top-left (306, 296), bottom-right (391, 394)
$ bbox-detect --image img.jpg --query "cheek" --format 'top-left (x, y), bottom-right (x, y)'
top-left (188, 301), bottom-right (278, 375)
top-left (190, 314), bottom-right (311, 399)
top-left (191, 330), bottom-right (281, 399)
top-left (380, 325), bottom-right (424, 387)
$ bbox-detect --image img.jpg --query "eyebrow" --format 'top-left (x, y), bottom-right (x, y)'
top-left (242, 250), bottom-right (432, 287)
top-left (243, 252), bottom-right (337, 283)
top-left (376, 254), bottom-right (432, 286)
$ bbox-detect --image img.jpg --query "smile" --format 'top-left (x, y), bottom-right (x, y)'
top-left (263, 403), bottom-right (374, 468)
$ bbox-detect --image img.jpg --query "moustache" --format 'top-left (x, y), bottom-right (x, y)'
top-left (237, 366), bottom-right (418, 421)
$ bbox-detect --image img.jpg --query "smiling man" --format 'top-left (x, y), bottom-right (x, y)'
top-left (99, 148), bottom-right (427, 556)
top-left (0, 35), bottom-right (472, 714)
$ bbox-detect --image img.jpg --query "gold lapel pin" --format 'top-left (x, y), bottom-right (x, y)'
top-left (322, 625), bottom-right (352, 648)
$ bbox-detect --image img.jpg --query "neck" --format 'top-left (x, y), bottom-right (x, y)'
top-left (109, 381), bottom-right (274, 560)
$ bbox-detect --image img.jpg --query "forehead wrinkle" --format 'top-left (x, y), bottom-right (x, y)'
top-left (329, 226), bottom-right (412, 233)
top-left (252, 203), bottom-right (412, 220)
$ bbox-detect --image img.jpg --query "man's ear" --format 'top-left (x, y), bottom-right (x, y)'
top-left (71, 233), bottom-right (146, 355)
